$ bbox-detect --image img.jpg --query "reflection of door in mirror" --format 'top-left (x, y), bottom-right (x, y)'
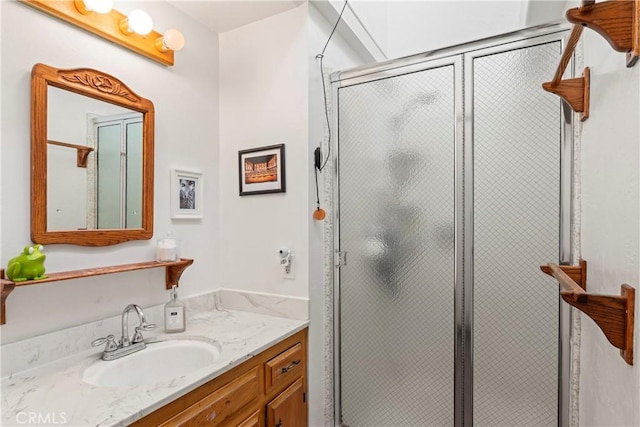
top-left (89, 114), bottom-right (143, 229)
top-left (46, 86), bottom-right (143, 231)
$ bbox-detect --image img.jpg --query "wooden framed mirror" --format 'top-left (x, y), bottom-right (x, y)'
top-left (31, 63), bottom-right (154, 246)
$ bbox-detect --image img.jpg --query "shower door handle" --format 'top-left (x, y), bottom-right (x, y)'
top-left (336, 251), bottom-right (348, 268)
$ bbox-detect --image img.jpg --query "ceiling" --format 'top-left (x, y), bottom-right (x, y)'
top-left (165, 0), bottom-right (571, 61)
top-left (167, 0), bottom-right (303, 33)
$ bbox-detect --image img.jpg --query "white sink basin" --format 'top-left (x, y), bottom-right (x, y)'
top-left (82, 338), bottom-right (221, 388)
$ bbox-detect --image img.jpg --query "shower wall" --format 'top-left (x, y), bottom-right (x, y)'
top-left (334, 31), bottom-right (566, 426)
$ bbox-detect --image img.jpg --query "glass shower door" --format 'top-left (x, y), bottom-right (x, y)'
top-left (335, 33), bottom-right (566, 427)
top-left (468, 40), bottom-right (562, 426)
top-left (337, 60), bottom-right (460, 427)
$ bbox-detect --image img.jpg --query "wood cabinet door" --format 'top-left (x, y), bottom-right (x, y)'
top-left (266, 377), bottom-right (307, 427)
top-left (236, 410), bottom-right (260, 427)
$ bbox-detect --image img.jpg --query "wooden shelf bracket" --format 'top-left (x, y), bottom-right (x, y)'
top-left (47, 140), bottom-right (94, 168)
top-left (0, 258), bottom-right (193, 325)
top-left (540, 260), bottom-right (635, 365)
top-left (566, 0), bottom-right (640, 67)
top-left (542, 25), bottom-right (591, 121)
top-left (0, 274), bottom-right (16, 325)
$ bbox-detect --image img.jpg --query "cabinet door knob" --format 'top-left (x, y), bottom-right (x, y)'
top-left (275, 418), bottom-right (283, 427)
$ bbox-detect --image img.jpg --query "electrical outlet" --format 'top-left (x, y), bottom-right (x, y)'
top-left (282, 258), bottom-right (295, 279)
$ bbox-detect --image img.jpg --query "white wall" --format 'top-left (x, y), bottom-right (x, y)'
top-left (0, 1), bottom-right (220, 343)
top-left (219, 5), bottom-right (364, 426)
top-left (308, 5), bottom-right (366, 426)
top-left (348, 1), bottom-right (389, 56)
top-left (387, 1), bottom-right (523, 58)
top-left (579, 31), bottom-right (640, 426)
top-left (219, 4), bottom-right (310, 299)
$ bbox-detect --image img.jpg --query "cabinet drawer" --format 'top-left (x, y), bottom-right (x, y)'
top-left (160, 367), bottom-right (259, 426)
top-left (265, 342), bottom-right (303, 393)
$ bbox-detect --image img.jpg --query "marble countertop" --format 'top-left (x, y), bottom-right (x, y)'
top-left (1, 308), bottom-right (308, 426)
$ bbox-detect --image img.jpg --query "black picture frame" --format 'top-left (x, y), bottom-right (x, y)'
top-left (238, 144), bottom-right (286, 196)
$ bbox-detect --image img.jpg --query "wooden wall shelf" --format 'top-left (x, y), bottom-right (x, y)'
top-left (543, 0), bottom-right (639, 119)
top-left (0, 258), bottom-right (193, 325)
top-left (541, 260), bottom-right (635, 365)
top-left (566, 0), bottom-right (639, 67)
top-left (47, 140), bottom-right (94, 168)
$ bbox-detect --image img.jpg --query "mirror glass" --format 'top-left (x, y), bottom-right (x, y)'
top-left (32, 63), bottom-right (154, 246)
top-left (47, 86), bottom-right (144, 231)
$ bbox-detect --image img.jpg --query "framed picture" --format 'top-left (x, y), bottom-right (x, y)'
top-left (171, 169), bottom-right (203, 219)
top-left (238, 144), bottom-right (286, 196)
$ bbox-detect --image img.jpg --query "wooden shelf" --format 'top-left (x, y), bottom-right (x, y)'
top-left (566, 0), bottom-right (639, 67)
top-left (541, 260), bottom-right (635, 365)
top-left (47, 140), bottom-right (94, 168)
top-left (543, 0), bottom-right (640, 119)
top-left (0, 258), bottom-right (193, 325)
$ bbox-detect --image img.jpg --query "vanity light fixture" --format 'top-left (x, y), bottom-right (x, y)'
top-left (119, 9), bottom-right (153, 36)
top-left (156, 29), bottom-right (185, 52)
top-left (21, 0), bottom-right (184, 66)
top-left (74, 0), bottom-right (113, 14)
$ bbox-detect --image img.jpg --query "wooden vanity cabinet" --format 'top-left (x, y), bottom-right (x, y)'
top-left (131, 328), bottom-right (307, 427)
top-left (266, 378), bottom-right (307, 427)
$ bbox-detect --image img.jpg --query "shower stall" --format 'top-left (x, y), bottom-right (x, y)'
top-left (331, 26), bottom-right (574, 426)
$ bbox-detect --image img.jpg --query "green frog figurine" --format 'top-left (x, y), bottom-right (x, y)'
top-left (6, 245), bottom-right (48, 282)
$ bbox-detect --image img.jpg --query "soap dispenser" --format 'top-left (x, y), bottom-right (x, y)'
top-left (164, 285), bottom-right (186, 333)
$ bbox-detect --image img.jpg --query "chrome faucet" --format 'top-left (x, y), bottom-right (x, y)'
top-left (92, 304), bottom-right (156, 361)
top-left (121, 304), bottom-right (152, 346)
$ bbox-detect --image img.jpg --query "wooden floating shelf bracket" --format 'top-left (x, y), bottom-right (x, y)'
top-left (540, 259), bottom-right (635, 365)
top-left (542, 25), bottom-right (590, 121)
top-left (47, 140), bottom-right (94, 168)
top-left (165, 258), bottom-right (194, 289)
top-left (565, 0), bottom-right (639, 67)
top-left (0, 258), bottom-right (193, 325)
top-left (0, 270), bottom-right (16, 325)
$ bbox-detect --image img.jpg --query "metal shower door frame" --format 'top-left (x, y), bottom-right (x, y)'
top-left (331, 54), bottom-right (464, 427)
top-left (462, 31), bottom-right (574, 427)
top-left (330, 23), bottom-right (574, 427)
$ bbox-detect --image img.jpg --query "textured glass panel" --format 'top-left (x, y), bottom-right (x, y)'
top-left (97, 124), bottom-right (122, 229)
top-left (339, 66), bottom-right (456, 427)
top-left (125, 121), bottom-right (143, 229)
top-left (472, 42), bottom-right (561, 426)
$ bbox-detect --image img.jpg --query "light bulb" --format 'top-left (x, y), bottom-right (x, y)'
top-left (84, 0), bottom-right (113, 13)
top-left (163, 29), bottom-right (185, 51)
top-left (74, 0), bottom-right (113, 14)
top-left (156, 29), bottom-right (185, 52)
top-left (120, 9), bottom-right (153, 36)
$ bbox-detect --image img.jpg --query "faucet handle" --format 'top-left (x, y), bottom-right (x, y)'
top-left (140, 323), bottom-right (156, 331)
top-left (132, 323), bottom-right (154, 344)
top-left (91, 334), bottom-right (118, 352)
